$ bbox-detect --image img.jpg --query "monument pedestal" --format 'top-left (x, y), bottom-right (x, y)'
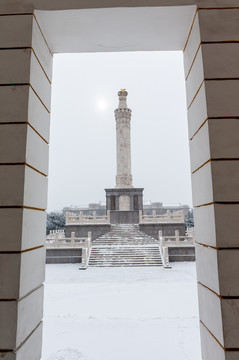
top-left (105, 187), bottom-right (143, 224)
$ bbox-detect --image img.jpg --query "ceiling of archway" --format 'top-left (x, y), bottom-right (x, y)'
top-left (36, 6), bottom-right (196, 53)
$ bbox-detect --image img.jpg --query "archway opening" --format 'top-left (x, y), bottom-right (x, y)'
top-left (43, 49), bottom-right (199, 360)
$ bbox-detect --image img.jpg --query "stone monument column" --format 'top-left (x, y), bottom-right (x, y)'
top-left (115, 90), bottom-right (133, 188)
top-left (105, 89), bottom-right (143, 218)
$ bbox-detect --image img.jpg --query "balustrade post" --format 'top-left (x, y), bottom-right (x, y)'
top-left (88, 231), bottom-right (92, 248)
top-left (164, 247), bottom-right (170, 267)
top-left (71, 232), bottom-right (75, 247)
top-left (81, 248), bottom-right (87, 268)
top-left (153, 210), bottom-right (156, 221)
top-left (55, 233), bottom-right (59, 247)
top-left (80, 211), bottom-right (83, 223)
top-left (159, 230), bottom-right (163, 248)
top-left (93, 211), bottom-right (96, 220)
top-left (167, 210), bottom-right (171, 221)
top-left (175, 230), bottom-right (180, 245)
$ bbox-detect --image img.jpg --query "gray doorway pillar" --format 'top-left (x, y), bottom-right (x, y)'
top-left (0, 13), bottom-right (52, 359)
top-left (185, 7), bottom-right (239, 359)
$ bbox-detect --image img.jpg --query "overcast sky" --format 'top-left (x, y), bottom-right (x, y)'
top-left (47, 51), bottom-right (192, 211)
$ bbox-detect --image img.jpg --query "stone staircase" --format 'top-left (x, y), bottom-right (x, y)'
top-left (88, 224), bottom-right (162, 267)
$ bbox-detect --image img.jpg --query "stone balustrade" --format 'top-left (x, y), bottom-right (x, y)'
top-left (159, 230), bottom-right (195, 247)
top-left (47, 229), bottom-right (65, 239)
top-left (46, 231), bottom-right (92, 269)
top-left (139, 210), bottom-right (184, 224)
top-left (158, 230), bottom-right (195, 269)
top-left (66, 210), bottom-right (111, 224)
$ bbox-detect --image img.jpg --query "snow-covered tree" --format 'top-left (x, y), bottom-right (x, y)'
top-left (184, 208), bottom-right (194, 228)
top-left (46, 211), bottom-right (65, 234)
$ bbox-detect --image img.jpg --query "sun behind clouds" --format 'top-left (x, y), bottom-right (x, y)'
top-left (96, 98), bottom-right (109, 111)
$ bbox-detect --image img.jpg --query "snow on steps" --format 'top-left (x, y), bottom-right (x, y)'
top-left (88, 224), bottom-right (162, 267)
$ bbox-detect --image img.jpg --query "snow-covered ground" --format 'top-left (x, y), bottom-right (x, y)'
top-left (42, 263), bottom-right (201, 360)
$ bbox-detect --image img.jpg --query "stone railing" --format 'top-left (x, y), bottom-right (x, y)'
top-left (158, 230), bottom-right (195, 269)
top-left (159, 230), bottom-right (195, 246)
top-left (139, 210), bottom-right (184, 224)
top-left (47, 229), bottom-right (65, 239)
top-left (46, 231), bottom-right (92, 269)
top-left (66, 210), bottom-right (110, 225)
top-left (159, 243), bottom-right (171, 269)
top-left (186, 227), bottom-right (194, 237)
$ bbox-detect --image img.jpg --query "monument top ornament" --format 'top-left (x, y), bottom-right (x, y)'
top-left (118, 89), bottom-right (128, 97)
top-left (117, 89), bottom-right (130, 110)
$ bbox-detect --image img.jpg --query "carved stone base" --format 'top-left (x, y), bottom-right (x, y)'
top-left (105, 187), bottom-right (144, 217)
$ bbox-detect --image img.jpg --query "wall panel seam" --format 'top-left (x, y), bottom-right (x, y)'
top-left (190, 117), bottom-right (208, 140)
top-left (0, 322), bottom-right (43, 353)
top-left (195, 202), bottom-right (239, 208)
top-left (15, 321), bottom-right (43, 352)
top-left (183, 8), bottom-right (198, 53)
top-left (0, 285), bottom-right (43, 303)
top-left (0, 47), bottom-right (31, 50)
top-left (198, 282), bottom-right (239, 301)
top-left (190, 117), bottom-right (239, 141)
top-left (200, 321), bottom-right (225, 350)
top-left (0, 122), bottom-right (49, 144)
top-left (188, 78), bottom-right (239, 111)
top-left (0, 83), bottom-right (50, 113)
top-left (202, 40), bottom-right (239, 44)
top-left (200, 320), bottom-right (239, 351)
top-left (205, 78), bottom-right (239, 81)
top-left (0, 206), bottom-right (46, 211)
top-left (185, 41), bottom-right (239, 82)
top-left (196, 242), bottom-right (239, 251)
top-left (29, 84), bottom-right (50, 113)
top-left (0, 163), bottom-right (47, 177)
top-left (33, 14), bottom-right (52, 56)
top-left (25, 162), bottom-right (47, 177)
top-left (185, 42), bottom-right (201, 81)
top-left (0, 245), bottom-right (44, 254)
top-left (31, 48), bottom-right (52, 84)
top-left (28, 123), bottom-right (49, 144)
top-left (0, 349), bottom-right (12, 352)
top-left (0, 13), bottom-right (33, 16)
top-left (192, 158), bottom-right (239, 174)
top-left (198, 282), bottom-right (222, 299)
top-left (192, 159), bottom-right (210, 173)
top-left (187, 80), bottom-right (204, 110)
top-left (198, 7), bottom-right (239, 11)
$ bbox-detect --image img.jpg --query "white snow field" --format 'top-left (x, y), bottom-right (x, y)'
top-left (42, 263), bottom-right (201, 360)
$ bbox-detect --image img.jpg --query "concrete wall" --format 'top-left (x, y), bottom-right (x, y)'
top-left (1, 2), bottom-right (239, 360)
top-left (65, 224), bottom-right (111, 241)
top-left (140, 223), bottom-right (186, 238)
top-left (168, 246), bottom-right (195, 262)
top-left (46, 248), bottom-right (82, 264)
top-left (110, 210), bottom-right (140, 224)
